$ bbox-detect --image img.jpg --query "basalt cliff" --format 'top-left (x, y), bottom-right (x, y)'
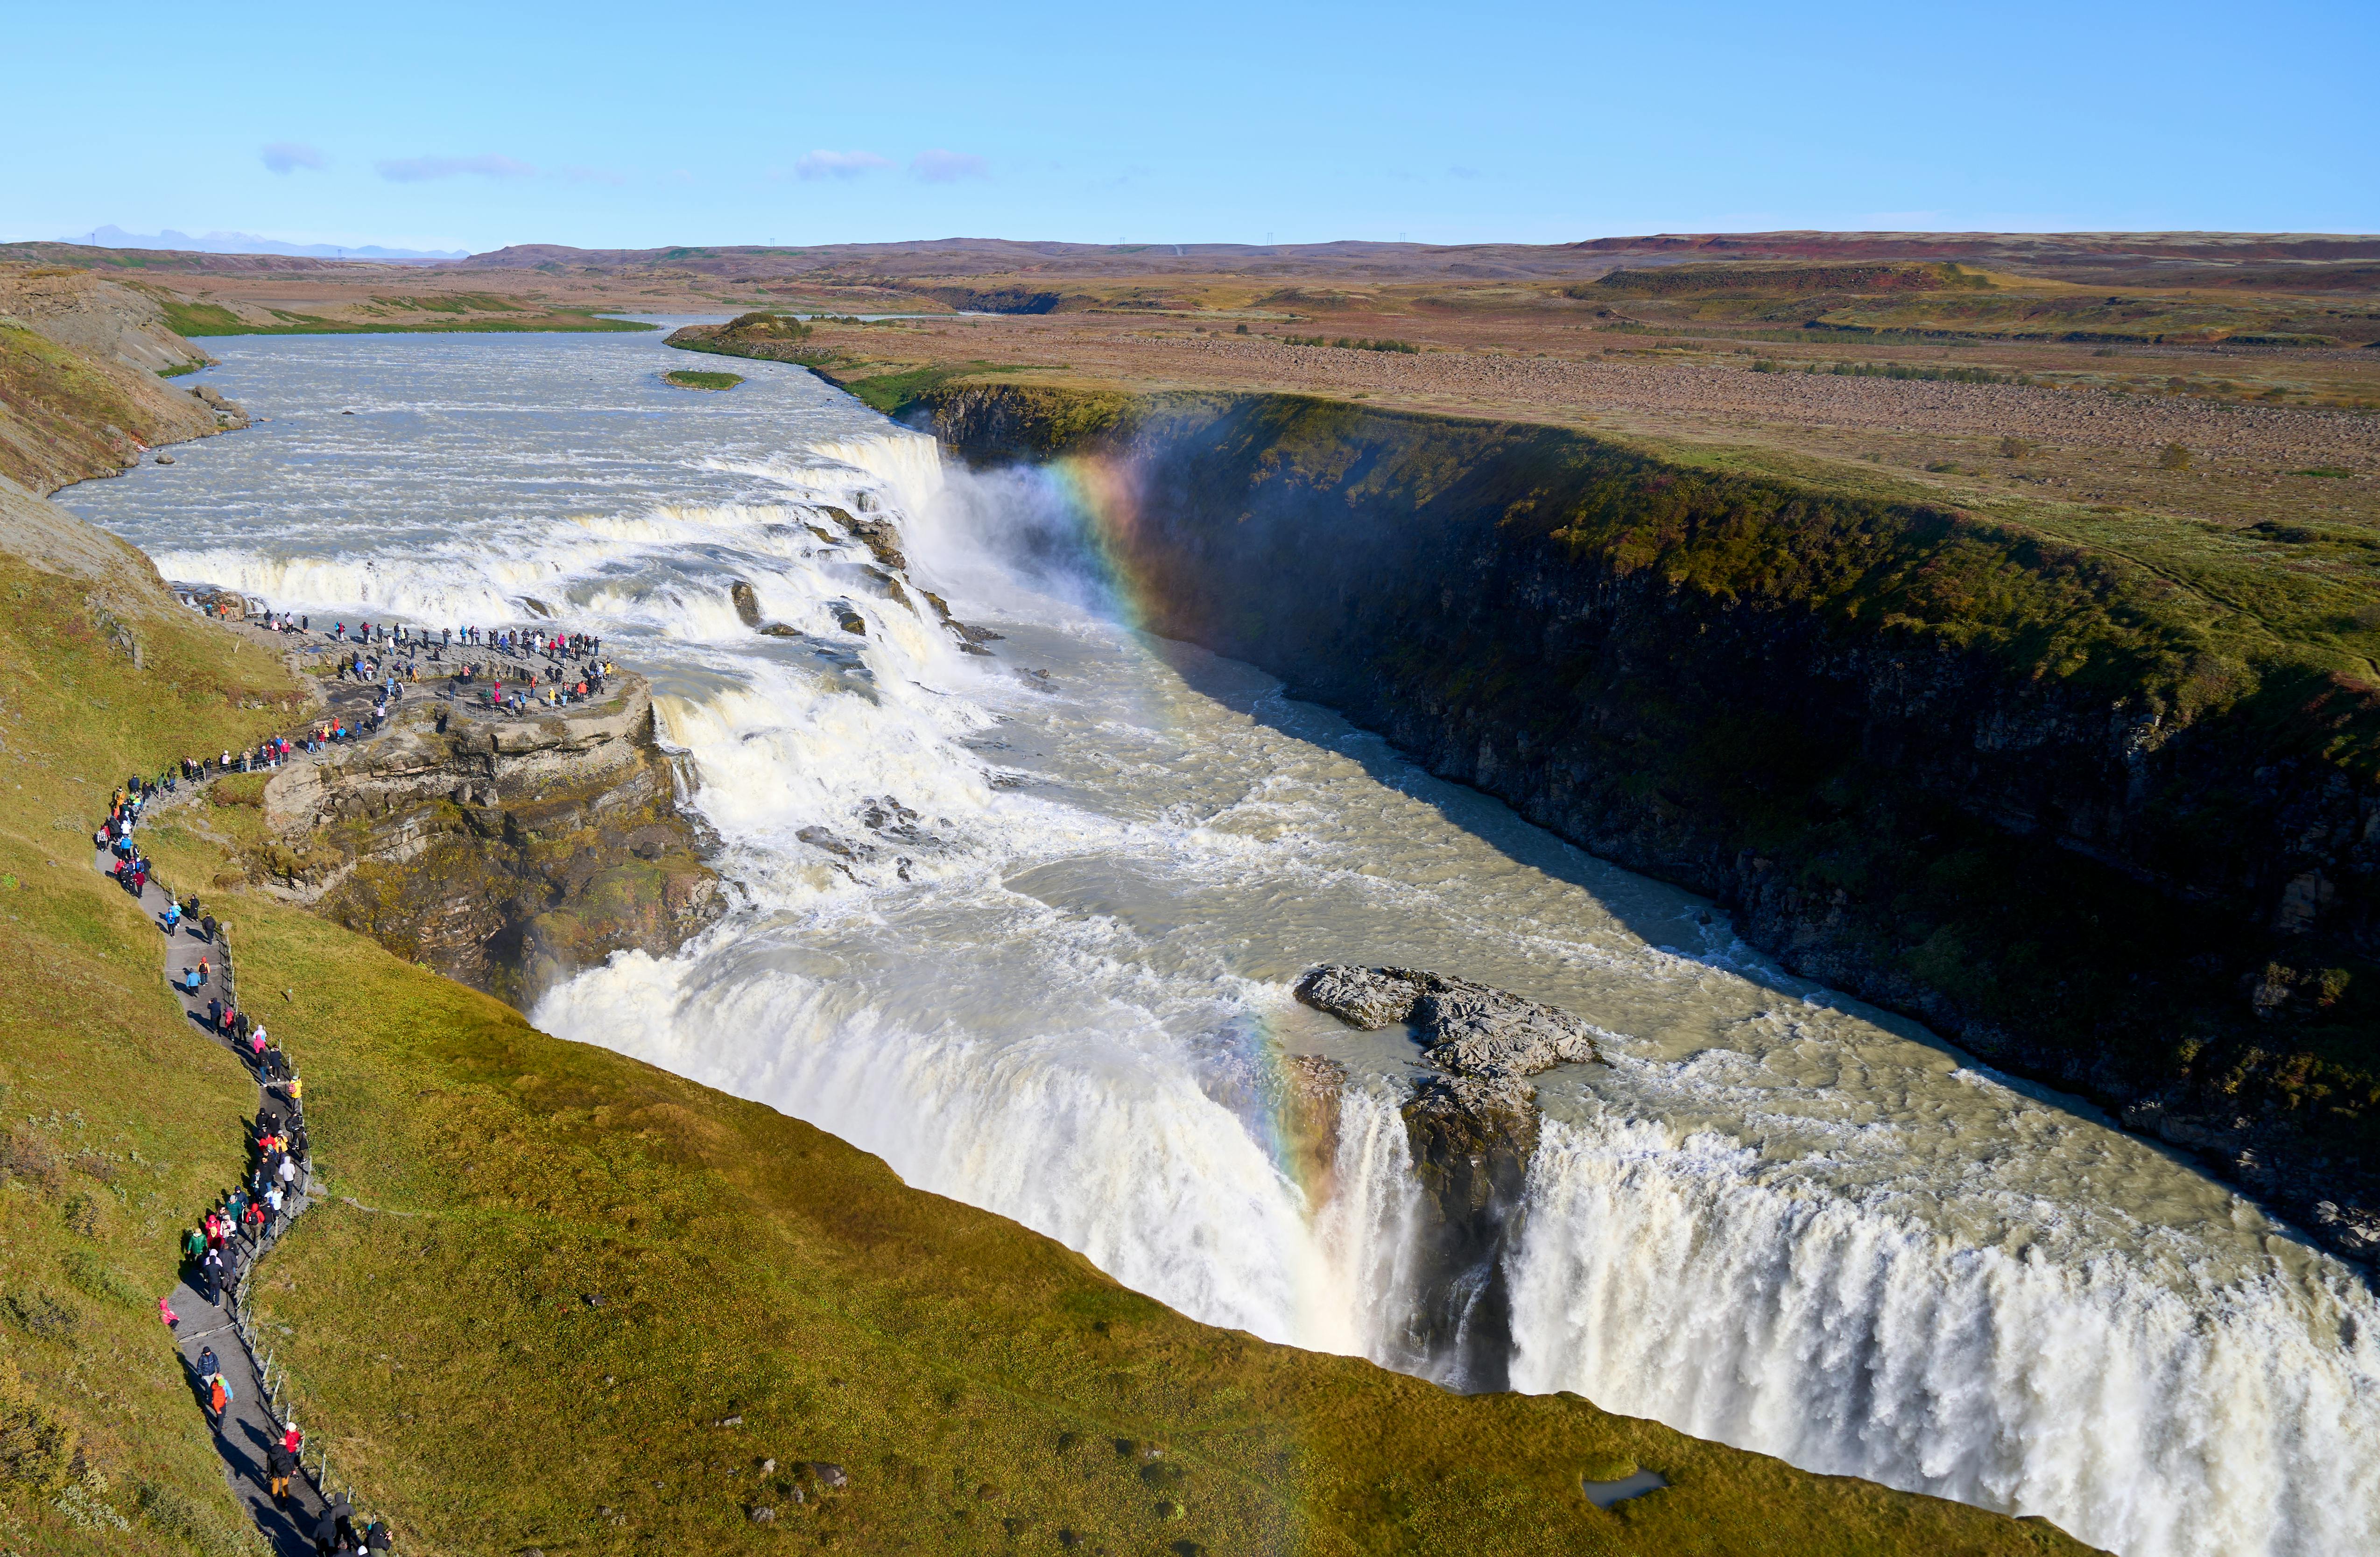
top-left (915, 382), bottom-right (2380, 1263)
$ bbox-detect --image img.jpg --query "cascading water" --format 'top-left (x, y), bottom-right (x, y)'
top-left (60, 325), bottom-right (2380, 1557)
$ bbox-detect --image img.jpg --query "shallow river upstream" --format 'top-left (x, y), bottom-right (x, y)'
top-left (64, 327), bottom-right (2380, 1557)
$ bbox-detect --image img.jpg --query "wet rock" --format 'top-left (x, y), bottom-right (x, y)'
top-left (1294, 965), bottom-right (1426, 1029)
top-left (758, 622), bottom-right (801, 638)
top-left (859, 796), bottom-right (920, 830)
top-left (729, 580), bottom-right (762, 628)
top-left (1398, 1073), bottom-right (1542, 1389)
top-left (1415, 982), bottom-right (1602, 1078)
top-left (155, 453), bottom-right (175, 465)
top-left (1295, 965), bottom-right (1602, 1078)
top-left (832, 604), bottom-right (867, 636)
top-left (816, 504), bottom-right (906, 571)
top-left (796, 825), bottom-right (859, 860)
top-left (1277, 1055), bottom-right (1348, 1201)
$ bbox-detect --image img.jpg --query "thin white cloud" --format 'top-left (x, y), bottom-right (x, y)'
top-left (261, 142), bottom-right (327, 175)
top-left (794, 149), bottom-right (894, 181)
top-left (375, 154), bottom-right (538, 183)
top-left (1446, 165), bottom-right (1482, 181)
top-left (563, 166), bottom-right (629, 187)
top-left (910, 148), bottom-right (989, 184)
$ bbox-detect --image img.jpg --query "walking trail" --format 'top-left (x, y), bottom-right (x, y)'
top-left (100, 842), bottom-right (335, 1557)
top-left (88, 613), bottom-right (613, 1551)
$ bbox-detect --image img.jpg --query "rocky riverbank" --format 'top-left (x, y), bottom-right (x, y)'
top-left (922, 380), bottom-right (2380, 1265)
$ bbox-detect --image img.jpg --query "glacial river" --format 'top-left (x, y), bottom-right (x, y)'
top-left (63, 326), bottom-right (2380, 1557)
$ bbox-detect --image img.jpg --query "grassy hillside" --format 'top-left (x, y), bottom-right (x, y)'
top-left (0, 550), bottom-right (308, 1557)
top-left (0, 493), bottom-right (2093, 1552)
top-left (0, 324), bottom-right (218, 494)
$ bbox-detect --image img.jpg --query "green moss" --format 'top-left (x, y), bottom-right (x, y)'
top-left (154, 299), bottom-right (245, 336)
top-left (662, 369), bottom-right (743, 392)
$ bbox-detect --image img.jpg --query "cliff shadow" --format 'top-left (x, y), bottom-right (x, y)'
top-left (1136, 629), bottom-right (1764, 972)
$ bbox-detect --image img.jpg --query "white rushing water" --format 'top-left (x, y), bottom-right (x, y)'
top-left (63, 327), bottom-right (2380, 1557)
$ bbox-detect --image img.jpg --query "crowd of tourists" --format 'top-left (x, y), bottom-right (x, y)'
top-left (274, 611), bottom-right (619, 720)
top-left (105, 768), bottom-right (396, 1556)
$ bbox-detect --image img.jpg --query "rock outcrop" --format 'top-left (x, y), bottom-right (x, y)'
top-left (255, 679), bottom-right (723, 1008)
top-left (1295, 965), bottom-right (1603, 1078)
top-left (1395, 1074), bottom-right (1542, 1390)
top-left (1294, 964), bottom-right (1593, 1385)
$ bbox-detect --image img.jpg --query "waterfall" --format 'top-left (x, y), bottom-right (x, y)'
top-left (66, 329), bottom-right (2380, 1557)
top-left (1501, 1113), bottom-right (2380, 1557)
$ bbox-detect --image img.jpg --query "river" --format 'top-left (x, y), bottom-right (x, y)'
top-left (60, 325), bottom-right (2380, 1557)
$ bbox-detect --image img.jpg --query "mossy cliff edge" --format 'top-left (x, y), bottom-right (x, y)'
top-left (914, 380), bottom-right (2380, 1261)
top-left (0, 397), bottom-right (2092, 1549)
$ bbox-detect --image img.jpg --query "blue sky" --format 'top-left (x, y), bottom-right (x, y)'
top-left (8, 0), bottom-right (2373, 254)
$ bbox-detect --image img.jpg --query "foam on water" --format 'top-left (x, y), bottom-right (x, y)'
top-left (58, 328), bottom-right (2380, 1557)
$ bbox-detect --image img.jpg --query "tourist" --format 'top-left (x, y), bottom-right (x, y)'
top-left (157, 1295), bottom-right (177, 1331)
top-left (198, 1245), bottom-right (224, 1305)
top-left (197, 1343), bottom-right (218, 1380)
top-left (267, 1436), bottom-right (296, 1505)
top-left (207, 1370), bottom-right (229, 1425)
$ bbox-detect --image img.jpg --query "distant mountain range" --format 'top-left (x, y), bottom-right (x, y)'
top-left (61, 225), bottom-right (466, 262)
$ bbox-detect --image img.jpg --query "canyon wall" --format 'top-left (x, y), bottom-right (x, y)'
top-left (924, 383), bottom-right (2380, 1259)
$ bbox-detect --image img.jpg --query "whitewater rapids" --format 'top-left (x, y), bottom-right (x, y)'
top-left (62, 326), bottom-right (2380, 1557)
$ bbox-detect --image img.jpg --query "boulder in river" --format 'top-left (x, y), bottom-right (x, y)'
top-left (1293, 964), bottom-right (1603, 1078)
top-left (730, 580), bottom-right (762, 628)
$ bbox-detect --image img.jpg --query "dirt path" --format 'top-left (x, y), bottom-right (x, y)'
top-left (97, 844), bottom-right (344, 1556)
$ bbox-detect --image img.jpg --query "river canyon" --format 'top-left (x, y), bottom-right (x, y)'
top-left (59, 325), bottom-right (2380, 1557)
